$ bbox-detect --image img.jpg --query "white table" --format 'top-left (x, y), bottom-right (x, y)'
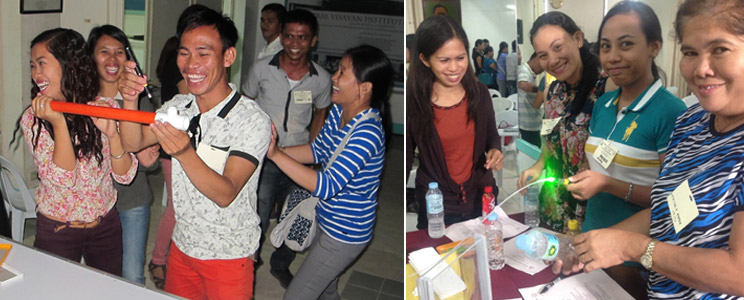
top-left (0, 236), bottom-right (181, 299)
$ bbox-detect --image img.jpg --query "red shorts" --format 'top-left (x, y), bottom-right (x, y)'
top-left (165, 243), bottom-right (254, 300)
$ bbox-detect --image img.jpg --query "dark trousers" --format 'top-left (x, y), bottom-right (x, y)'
top-left (34, 208), bottom-right (123, 276)
top-left (520, 129), bottom-right (542, 148)
top-left (257, 160), bottom-right (298, 270)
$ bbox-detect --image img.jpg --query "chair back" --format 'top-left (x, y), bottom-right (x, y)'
top-left (492, 97), bottom-right (513, 113)
top-left (0, 156), bottom-right (36, 215)
top-left (507, 94), bottom-right (519, 110)
top-left (488, 88), bottom-right (501, 99)
top-left (495, 109), bottom-right (519, 129)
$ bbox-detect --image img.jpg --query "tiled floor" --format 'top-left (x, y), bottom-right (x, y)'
top-left (19, 135), bottom-right (405, 299)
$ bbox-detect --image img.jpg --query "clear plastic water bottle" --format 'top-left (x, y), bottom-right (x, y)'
top-left (523, 183), bottom-right (540, 227)
top-left (515, 228), bottom-right (576, 262)
top-left (486, 214), bottom-right (505, 270)
top-left (426, 182), bottom-right (445, 239)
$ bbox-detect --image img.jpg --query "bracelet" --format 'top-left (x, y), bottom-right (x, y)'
top-left (111, 150), bottom-right (127, 159)
top-left (624, 182), bottom-right (634, 202)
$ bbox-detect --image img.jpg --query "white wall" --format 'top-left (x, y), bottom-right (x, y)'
top-left (61, 0), bottom-right (124, 36)
top-left (461, 0), bottom-right (518, 55)
top-left (549, 0), bottom-right (605, 44)
top-left (1, 1), bottom-right (63, 181)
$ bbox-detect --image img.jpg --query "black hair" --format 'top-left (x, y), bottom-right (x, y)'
top-left (675, 0), bottom-right (744, 43)
top-left (281, 9), bottom-right (319, 38)
top-left (176, 4), bottom-right (238, 52)
top-left (474, 39), bottom-right (483, 47)
top-left (11, 28), bottom-right (103, 164)
top-left (86, 25), bottom-right (131, 57)
top-left (530, 11), bottom-right (600, 116)
top-left (529, 52), bottom-right (537, 60)
top-left (484, 46), bottom-right (494, 55)
top-left (499, 41), bottom-right (508, 54)
top-left (344, 45), bottom-right (394, 144)
top-left (156, 36), bottom-right (180, 82)
top-left (407, 15), bottom-right (485, 140)
top-left (511, 40), bottom-right (517, 52)
top-left (262, 3), bottom-right (286, 21)
top-left (599, 1), bottom-right (664, 82)
top-left (483, 39), bottom-right (490, 44)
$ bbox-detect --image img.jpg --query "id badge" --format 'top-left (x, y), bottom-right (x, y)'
top-left (541, 117), bottom-right (562, 135)
top-left (294, 90), bottom-right (312, 104)
top-left (593, 139), bottom-right (618, 169)
top-left (196, 142), bottom-right (229, 174)
top-left (666, 180), bottom-right (699, 233)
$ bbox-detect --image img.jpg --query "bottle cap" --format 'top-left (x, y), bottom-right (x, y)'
top-left (568, 219), bottom-right (579, 230)
top-left (428, 182), bottom-right (438, 189)
top-left (485, 186), bottom-right (492, 193)
top-left (515, 234), bottom-right (529, 251)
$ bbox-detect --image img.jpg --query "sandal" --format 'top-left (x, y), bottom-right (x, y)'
top-left (148, 260), bottom-right (167, 290)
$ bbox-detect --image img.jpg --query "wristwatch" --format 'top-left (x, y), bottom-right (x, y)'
top-left (640, 239), bottom-right (657, 270)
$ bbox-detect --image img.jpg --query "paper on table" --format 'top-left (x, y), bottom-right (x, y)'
top-left (444, 207), bottom-right (530, 241)
top-left (504, 236), bottom-right (549, 275)
top-left (491, 206), bottom-right (531, 238)
top-left (408, 247), bottom-right (466, 299)
top-left (518, 269), bottom-right (634, 300)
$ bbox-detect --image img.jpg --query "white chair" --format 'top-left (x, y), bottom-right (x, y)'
top-left (494, 110), bottom-right (520, 187)
top-left (0, 155), bottom-right (37, 242)
top-left (492, 97), bottom-right (513, 113)
top-left (682, 93), bottom-right (699, 108)
top-left (488, 88), bottom-right (501, 99)
top-left (506, 93), bottom-right (519, 110)
top-left (667, 86), bottom-right (678, 97)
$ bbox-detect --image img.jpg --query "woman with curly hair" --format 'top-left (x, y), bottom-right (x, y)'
top-left (12, 28), bottom-right (137, 276)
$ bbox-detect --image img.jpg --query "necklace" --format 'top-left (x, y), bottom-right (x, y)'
top-left (714, 113), bottom-right (744, 133)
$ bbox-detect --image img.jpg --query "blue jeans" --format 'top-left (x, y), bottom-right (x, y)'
top-left (119, 205), bottom-right (150, 284)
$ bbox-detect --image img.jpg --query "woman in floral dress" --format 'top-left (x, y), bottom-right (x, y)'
top-left (517, 12), bottom-right (614, 232)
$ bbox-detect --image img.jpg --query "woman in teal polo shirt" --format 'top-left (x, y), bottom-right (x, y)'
top-left (564, 2), bottom-right (686, 298)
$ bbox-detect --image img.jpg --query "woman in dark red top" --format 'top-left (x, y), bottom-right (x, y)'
top-left (406, 15), bottom-right (504, 229)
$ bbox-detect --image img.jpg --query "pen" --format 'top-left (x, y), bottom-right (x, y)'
top-left (124, 46), bottom-right (153, 99)
top-left (539, 274), bottom-right (565, 294)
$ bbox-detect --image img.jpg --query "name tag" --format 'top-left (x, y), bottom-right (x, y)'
top-left (196, 142), bottom-right (229, 174)
top-left (593, 139), bottom-right (618, 169)
top-left (667, 180), bottom-right (699, 233)
top-left (294, 90), bottom-right (312, 104)
top-left (541, 117), bottom-right (562, 135)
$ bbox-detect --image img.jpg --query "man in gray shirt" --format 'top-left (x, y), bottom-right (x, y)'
top-left (241, 8), bottom-right (331, 289)
top-left (505, 40), bottom-right (520, 97)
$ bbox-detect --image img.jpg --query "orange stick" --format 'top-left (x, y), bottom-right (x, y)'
top-left (49, 101), bottom-right (156, 125)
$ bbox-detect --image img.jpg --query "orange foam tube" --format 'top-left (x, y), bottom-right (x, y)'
top-left (49, 101), bottom-right (155, 125)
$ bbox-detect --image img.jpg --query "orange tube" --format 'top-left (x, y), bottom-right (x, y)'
top-left (49, 101), bottom-right (156, 125)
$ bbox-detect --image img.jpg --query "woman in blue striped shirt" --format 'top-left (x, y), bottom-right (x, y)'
top-left (267, 45), bottom-right (393, 300)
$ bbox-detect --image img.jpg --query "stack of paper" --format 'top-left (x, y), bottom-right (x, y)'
top-left (408, 247), bottom-right (466, 299)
